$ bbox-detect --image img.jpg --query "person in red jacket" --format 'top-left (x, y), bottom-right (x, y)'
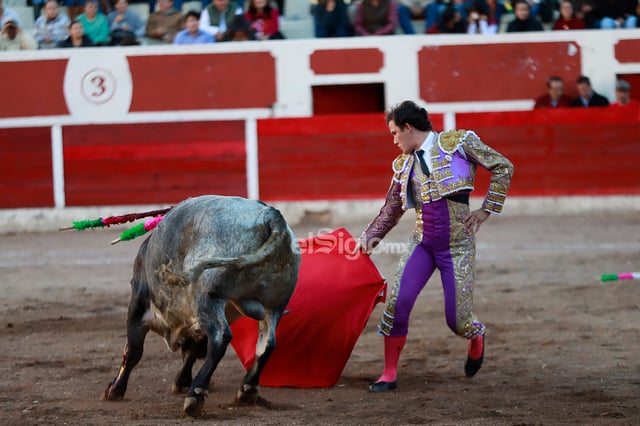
top-left (553, 0), bottom-right (586, 30)
top-left (610, 79), bottom-right (640, 108)
top-left (244, 0), bottom-right (284, 40)
top-left (534, 76), bottom-right (572, 109)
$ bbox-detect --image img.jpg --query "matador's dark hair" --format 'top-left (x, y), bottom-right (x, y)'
top-left (386, 100), bottom-right (433, 131)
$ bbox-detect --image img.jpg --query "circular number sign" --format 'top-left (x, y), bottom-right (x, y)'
top-left (81, 69), bottom-right (116, 105)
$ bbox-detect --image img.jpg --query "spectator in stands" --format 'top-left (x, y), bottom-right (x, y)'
top-left (425, 0), bottom-right (447, 30)
top-left (534, 76), bottom-right (572, 108)
top-left (610, 79), bottom-right (639, 108)
top-left (574, 0), bottom-right (599, 28)
top-left (173, 9), bottom-right (214, 43)
top-left (532, 0), bottom-right (559, 24)
top-left (77, 0), bottom-right (110, 45)
top-left (466, 0), bottom-right (507, 34)
top-left (506, 0), bottom-right (544, 31)
top-left (148, 0), bottom-right (182, 17)
top-left (595, 0), bottom-right (637, 29)
top-left (570, 75), bottom-right (609, 107)
top-left (312, 0), bottom-right (352, 37)
top-left (244, 0), bottom-right (284, 39)
top-left (0, 0), bottom-right (22, 29)
top-left (108, 0), bottom-right (145, 45)
top-left (34, 0), bottom-right (70, 49)
top-left (222, 14), bottom-right (255, 40)
top-left (58, 18), bottom-right (94, 46)
top-left (145, 0), bottom-right (184, 43)
top-left (0, 18), bottom-right (37, 50)
top-left (552, 0), bottom-right (585, 30)
top-left (426, 4), bottom-right (467, 33)
top-left (353, 0), bottom-right (399, 36)
top-left (199, 0), bottom-right (243, 41)
top-left (396, 0), bottom-right (425, 34)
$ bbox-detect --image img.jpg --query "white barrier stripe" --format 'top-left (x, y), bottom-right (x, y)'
top-left (245, 118), bottom-right (259, 200)
top-left (51, 125), bottom-right (65, 208)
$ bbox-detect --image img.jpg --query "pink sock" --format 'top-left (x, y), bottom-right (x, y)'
top-left (468, 335), bottom-right (484, 360)
top-left (377, 335), bottom-right (407, 383)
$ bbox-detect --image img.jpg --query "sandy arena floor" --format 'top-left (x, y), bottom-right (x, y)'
top-left (1, 210), bottom-right (639, 425)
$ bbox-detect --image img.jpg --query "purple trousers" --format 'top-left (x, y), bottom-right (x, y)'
top-left (378, 198), bottom-right (485, 340)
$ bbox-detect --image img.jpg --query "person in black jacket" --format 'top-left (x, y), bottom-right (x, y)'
top-left (58, 20), bottom-right (94, 47)
top-left (570, 75), bottom-right (610, 107)
top-left (312, 0), bottom-right (352, 37)
top-left (506, 0), bottom-right (544, 32)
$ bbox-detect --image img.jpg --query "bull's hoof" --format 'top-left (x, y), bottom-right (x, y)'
top-left (182, 388), bottom-right (207, 418)
top-left (101, 382), bottom-right (124, 401)
top-left (234, 384), bottom-right (258, 405)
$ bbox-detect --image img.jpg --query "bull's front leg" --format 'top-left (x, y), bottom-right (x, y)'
top-left (183, 298), bottom-right (231, 418)
top-left (235, 309), bottom-right (282, 407)
top-left (102, 276), bottom-right (150, 401)
top-left (102, 322), bottom-right (148, 401)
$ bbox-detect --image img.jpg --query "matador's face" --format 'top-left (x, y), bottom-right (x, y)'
top-left (388, 120), bottom-right (414, 155)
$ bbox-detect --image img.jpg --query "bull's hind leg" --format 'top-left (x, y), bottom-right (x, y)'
top-left (235, 308), bottom-right (283, 406)
top-left (183, 298), bottom-right (231, 418)
top-left (102, 278), bottom-right (150, 401)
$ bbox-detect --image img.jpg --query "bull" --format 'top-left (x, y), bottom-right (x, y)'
top-left (101, 195), bottom-right (301, 417)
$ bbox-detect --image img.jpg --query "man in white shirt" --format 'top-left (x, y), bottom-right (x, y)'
top-left (199, 0), bottom-right (243, 41)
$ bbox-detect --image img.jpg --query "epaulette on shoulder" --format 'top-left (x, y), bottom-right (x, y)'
top-left (392, 154), bottom-right (410, 173)
top-left (438, 129), bottom-right (466, 153)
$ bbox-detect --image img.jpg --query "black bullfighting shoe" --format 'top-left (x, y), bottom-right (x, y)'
top-left (369, 380), bottom-right (398, 392)
top-left (465, 334), bottom-right (485, 378)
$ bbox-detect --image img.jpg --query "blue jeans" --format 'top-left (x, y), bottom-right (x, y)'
top-left (397, 4), bottom-right (415, 34)
top-left (601, 16), bottom-right (638, 29)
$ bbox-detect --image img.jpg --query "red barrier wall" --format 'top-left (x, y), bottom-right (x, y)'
top-left (258, 108), bottom-right (640, 201)
top-left (456, 107), bottom-right (640, 196)
top-left (62, 121), bottom-right (246, 206)
top-left (1, 110), bottom-right (638, 209)
top-left (258, 113), bottom-right (445, 201)
top-left (0, 127), bottom-right (53, 208)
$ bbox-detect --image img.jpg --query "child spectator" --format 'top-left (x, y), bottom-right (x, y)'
top-left (173, 9), bottom-right (215, 43)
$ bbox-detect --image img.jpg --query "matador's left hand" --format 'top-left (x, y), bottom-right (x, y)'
top-left (463, 209), bottom-right (490, 234)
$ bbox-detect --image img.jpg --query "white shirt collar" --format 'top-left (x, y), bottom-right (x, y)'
top-left (416, 131), bottom-right (434, 154)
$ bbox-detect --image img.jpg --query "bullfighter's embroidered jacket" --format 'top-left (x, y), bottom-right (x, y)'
top-left (362, 129), bottom-right (514, 245)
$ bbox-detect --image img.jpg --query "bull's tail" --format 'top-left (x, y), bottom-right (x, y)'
top-left (187, 207), bottom-right (293, 283)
